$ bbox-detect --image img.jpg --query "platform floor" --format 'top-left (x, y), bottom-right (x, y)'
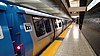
top-left (55, 23), bottom-right (96, 56)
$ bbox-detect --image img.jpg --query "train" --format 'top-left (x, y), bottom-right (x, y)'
top-left (0, 1), bottom-right (72, 56)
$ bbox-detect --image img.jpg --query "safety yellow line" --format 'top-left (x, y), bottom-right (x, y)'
top-left (59, 24), bottom-right (72, 38)
top-left (41, 24), bottom-right (72, 56)
top-left (41, 40), bottom-right (62, 56)
top-left (68, 24), bottom-right (72, 28)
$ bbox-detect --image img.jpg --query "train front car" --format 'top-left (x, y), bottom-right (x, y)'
top-left (6, 5), bottom-right (33, 56)
top-left (0, 2), bottom-right (14, 56)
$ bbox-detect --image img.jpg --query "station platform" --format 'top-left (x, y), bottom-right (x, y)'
top-left (41, 23), bottom-right (97, 56)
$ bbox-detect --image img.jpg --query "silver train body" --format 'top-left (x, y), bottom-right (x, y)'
top-left (17, 6), bottom-right (72, 56)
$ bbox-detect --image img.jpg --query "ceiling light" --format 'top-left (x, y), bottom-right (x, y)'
top-left (69, 0), bottom-right (74, 2)
top-left (71, 16), bottom-right (79, 18)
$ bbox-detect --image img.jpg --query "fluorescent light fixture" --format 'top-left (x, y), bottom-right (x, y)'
top-left (15, 0), bottom-right (41, 3)
top-left (70, 1), bottom-right (79, 7)
top-left (87, 0), bottom-right (100, 11)
top-left (69, 0), bottom-right (74, 2)
top-left (71, 16), bottom-right (79, 18)
top-left (0, 2), bottom-right (7, 6)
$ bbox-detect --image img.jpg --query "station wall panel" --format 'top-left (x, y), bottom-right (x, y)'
top-left (82, 3), bottom-right (100, 56)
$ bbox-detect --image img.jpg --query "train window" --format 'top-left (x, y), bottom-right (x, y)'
top-left (44, 19), bottom-right (51, 33)
top-left (33, 18), bottom-right (46, 37)
top-left (55, 23), bottom-right (58, 28)
top-left (64, 20), bottom-right (67, 25)
top-left (59, 22), bottom-right (62, 27)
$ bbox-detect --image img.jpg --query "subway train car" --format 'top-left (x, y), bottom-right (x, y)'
top-left (0, 2), bottom-right (15, 56)
top-left (0, 1), bottom-right (72, 56)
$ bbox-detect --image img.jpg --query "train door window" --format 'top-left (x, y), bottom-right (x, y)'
top-left (55, 23), bottom-right (58, 28)
top-left (54, 19), bottom-right (58, 28)
top-left (59, 22), bottom-right (61, 27)
top-left (44, 18), bottom-right (51, 33)
top-left (33, 17), bottom-right (46, 37)
top-left (64, 20), bottom-right (67, 25)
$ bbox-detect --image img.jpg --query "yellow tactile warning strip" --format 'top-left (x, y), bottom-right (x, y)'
top-left (41, 24), bottom-right (72, 56)
top-left (41, 40), bottom-right (62, 56)
top-left (59, 24), bottom-right (72, 38)
top-left (68, 24), bottom-right (72, 28)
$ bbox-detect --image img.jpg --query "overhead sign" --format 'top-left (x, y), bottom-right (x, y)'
top-left (87, 0), bottom-right (100, 11)
top-left (24, 23), bottom-right (32, 32)
top-left (0, 26), bottom-right (4, 39)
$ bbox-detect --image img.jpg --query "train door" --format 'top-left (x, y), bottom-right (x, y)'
top-left (43, 18), bottom-right (54, 41)
top-left (51, 18), bottom-right (56, 40)
top-left (52, 19), bottom-right (63, 38)
top-left (0, 3), bottom-right (14, 56)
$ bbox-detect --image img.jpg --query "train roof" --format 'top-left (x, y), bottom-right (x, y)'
top-left (17, 6), bottom-right (63, 19)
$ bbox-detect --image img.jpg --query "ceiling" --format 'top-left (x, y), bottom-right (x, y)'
top-left (8, 0), bottom-right (70, 19)
top-left (68, 0), bottom-right (87, 19)
top-left (69, 0), bottom-right (79, 7)
top-left (69, 0), bottom-right (80, 18)
top-left (8, 0), bottom-right (86, 19)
